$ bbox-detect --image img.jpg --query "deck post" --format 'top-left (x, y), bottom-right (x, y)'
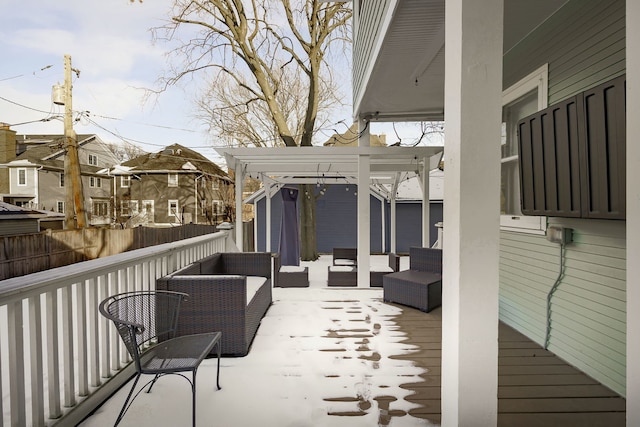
top-left (234, 160), bottom-right (244, 251)
top-left (627, 0), bottom-right (640, 424)
top-left (358, 118), bottom-right (371, 287)
top-left (421, 156), bottom-right (430, 247)
top-left (357, 153), bottom-right (371, 287)
top-left (441, 0), bottom-right (503, 426)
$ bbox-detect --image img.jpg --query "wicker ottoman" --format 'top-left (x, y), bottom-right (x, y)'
top-left (277, 265), bottom-right (309, 287)
top-left (328, 265), bottom-right (357, 286)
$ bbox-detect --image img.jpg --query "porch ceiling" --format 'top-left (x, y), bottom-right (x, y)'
top-left (354, 0), bottom-right (569, 122)
top-left (216, 146), bottom-right (443, 185)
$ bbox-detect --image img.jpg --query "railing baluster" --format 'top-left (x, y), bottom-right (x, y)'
top-left (108, 271), bottom-right (120, 371)
top-left (77, 282), bottom-right (88, 396)
top-left (61, 285), bottom-right (76, 407)
top-left (8, 300), bottom-right (26, 426)
top-left (46, 290), bottom-right (61, 419)
top-left (0, 329), bottom-right (4, 426)
top-left (29, 295), bottom-right (45, 426)
top-left (88, 277), bottom-right (101, 387)
top-left (99, 274), bottom-right (110, 380)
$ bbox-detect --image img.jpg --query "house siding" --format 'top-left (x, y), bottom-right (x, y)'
top-left (352, 0), bottom-right (393, 107)
top-left (500, 0), bottom-right (626, 396)
top-left (504, 0), bottom-right (625, 103)
top-left (0, 219), bottom-right (40, 236)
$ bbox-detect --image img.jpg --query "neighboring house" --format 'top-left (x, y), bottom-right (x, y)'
top-left (0, 125), bottom-right (118, 226)
top-left (0, 201), bottom-right (47, 236)
top-left (249, 170), bottom-right (443, 254)
top-left (108, 144), bottom-right (230, 227)
top-left (322, 122), bottom-right (387, 147)
top-left (353, 0), bottom-right (635, 423)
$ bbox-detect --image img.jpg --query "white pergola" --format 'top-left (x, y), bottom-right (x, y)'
top-left (216, 145), bottom-right (443, 287)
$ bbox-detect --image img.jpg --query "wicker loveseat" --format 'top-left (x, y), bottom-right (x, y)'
top-left (383, 247), bottom-right (442, 312)
top-left (156, 252), bottom-right (272, 356)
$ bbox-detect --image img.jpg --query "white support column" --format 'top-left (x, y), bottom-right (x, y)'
top-left (380, 196), bottom-right (386, 252)
top-left (357, 154), bottom-right (371, 287)
top-left (627, 1), bottom-right (640, 424)
top-left (234, 162), bottom-right (244, 251)
top-left (390, 172), bottom-right (400, 254)
top-left (421, 157), bottom-right (430, 247)
top-left (265, 184), bottom-right (273, 252)
top-left (358, 117), bottom-right (371, 147)
top-left (442, 0), bottom-right (503, 426)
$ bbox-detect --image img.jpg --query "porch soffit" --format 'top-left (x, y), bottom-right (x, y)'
top-left (215, 146), bottom-right (443, 185)
top-left (355, 0), bottom-right (568, 122)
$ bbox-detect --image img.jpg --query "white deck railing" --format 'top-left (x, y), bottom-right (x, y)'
top-left (0, 231), bottom-right (232, 427)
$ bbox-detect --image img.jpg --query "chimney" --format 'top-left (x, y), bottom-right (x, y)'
top-left (0, 123), bottom-right (17, 195)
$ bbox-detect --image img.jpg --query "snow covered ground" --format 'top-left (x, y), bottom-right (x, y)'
top-left (80, 255), bottom-right (438, 427)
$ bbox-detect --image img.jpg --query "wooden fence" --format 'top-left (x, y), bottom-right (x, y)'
top-left (0, 224), bottom-right (219, 281)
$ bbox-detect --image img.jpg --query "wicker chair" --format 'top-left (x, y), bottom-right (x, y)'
top-left (383, 247), bottom-right (443, 312)
top-left (99, 290), bottom-right (222, 427)
top-left (332, 247), bottom-right (358, 266)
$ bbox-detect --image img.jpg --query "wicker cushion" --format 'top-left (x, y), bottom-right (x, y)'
top-left (247, 276), bottom-right (267, 304)
top-left (280, 266), bottom-right (307, 273)
top-left (329, 266), bottom-right (357, 272)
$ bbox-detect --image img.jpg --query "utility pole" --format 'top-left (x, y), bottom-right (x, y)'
top-left (62, 54), bottom-right (87, 229)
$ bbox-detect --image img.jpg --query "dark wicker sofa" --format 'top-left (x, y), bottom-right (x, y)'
top-left (156, 252), bottom-right (272, 356)
top-left (383, 247), bottom-right (442, 312)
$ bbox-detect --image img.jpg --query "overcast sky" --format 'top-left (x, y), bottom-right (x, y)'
top-left (0, 1), bottom-right (440, 165)
top-left (0, 0), bottom-right (238, 162)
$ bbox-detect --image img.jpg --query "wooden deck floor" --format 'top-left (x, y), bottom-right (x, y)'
top-left (390, 305), bottom-right (626, 427)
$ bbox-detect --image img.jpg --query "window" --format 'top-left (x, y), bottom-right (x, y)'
top-left (168, 173), bottom-right (178, 187)
top-left (130, 200), bottom-right (139, 216)
top-left (168, 200), bottom-right (179, 223)
top-left (90, 177), bottom-right (102, 188)
top-left (121, 200), bottom-right (131, 216)
top-left (121, 200), bottom-right (140, 216)
top-left (17, 168), bottom-right (26, 186)
top-left (88, 154), bottom-right (98, 166)
top-left (92, 201), bottom-right (109, 217)
top-left (59, 173), bottom-right (64, 187)
top-left (212, 180), bottom-right (220, 191)
top-left (500, 65), bottom-right (548, 233)
top-left (121, 176), bottom-right (131, 188)
top-left (56, 201), bottom-right (65, 213)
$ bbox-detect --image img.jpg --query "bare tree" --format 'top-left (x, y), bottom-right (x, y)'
top-left (105, 141), bottom-right (147, 162)
top-left (153, 0), bottom-right (352, 260)
top-left (195, 64), bottom-right (339, 148)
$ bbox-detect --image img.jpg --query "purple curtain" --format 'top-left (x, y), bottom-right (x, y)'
top-left (279, 187), bottom-right (300, 266)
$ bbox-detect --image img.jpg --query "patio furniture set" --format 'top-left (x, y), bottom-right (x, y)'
top-left (98, 248), bottom-right (441, 425)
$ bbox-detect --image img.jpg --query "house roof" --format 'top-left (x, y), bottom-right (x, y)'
top-left (7, 134), bottom-right (110, 174)
top-left (322, 123), bottom-right (387, 147)
top-left (0, 201), bottom-right (47, 219)
top-left (121, 143), bottom-right (228, 178)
